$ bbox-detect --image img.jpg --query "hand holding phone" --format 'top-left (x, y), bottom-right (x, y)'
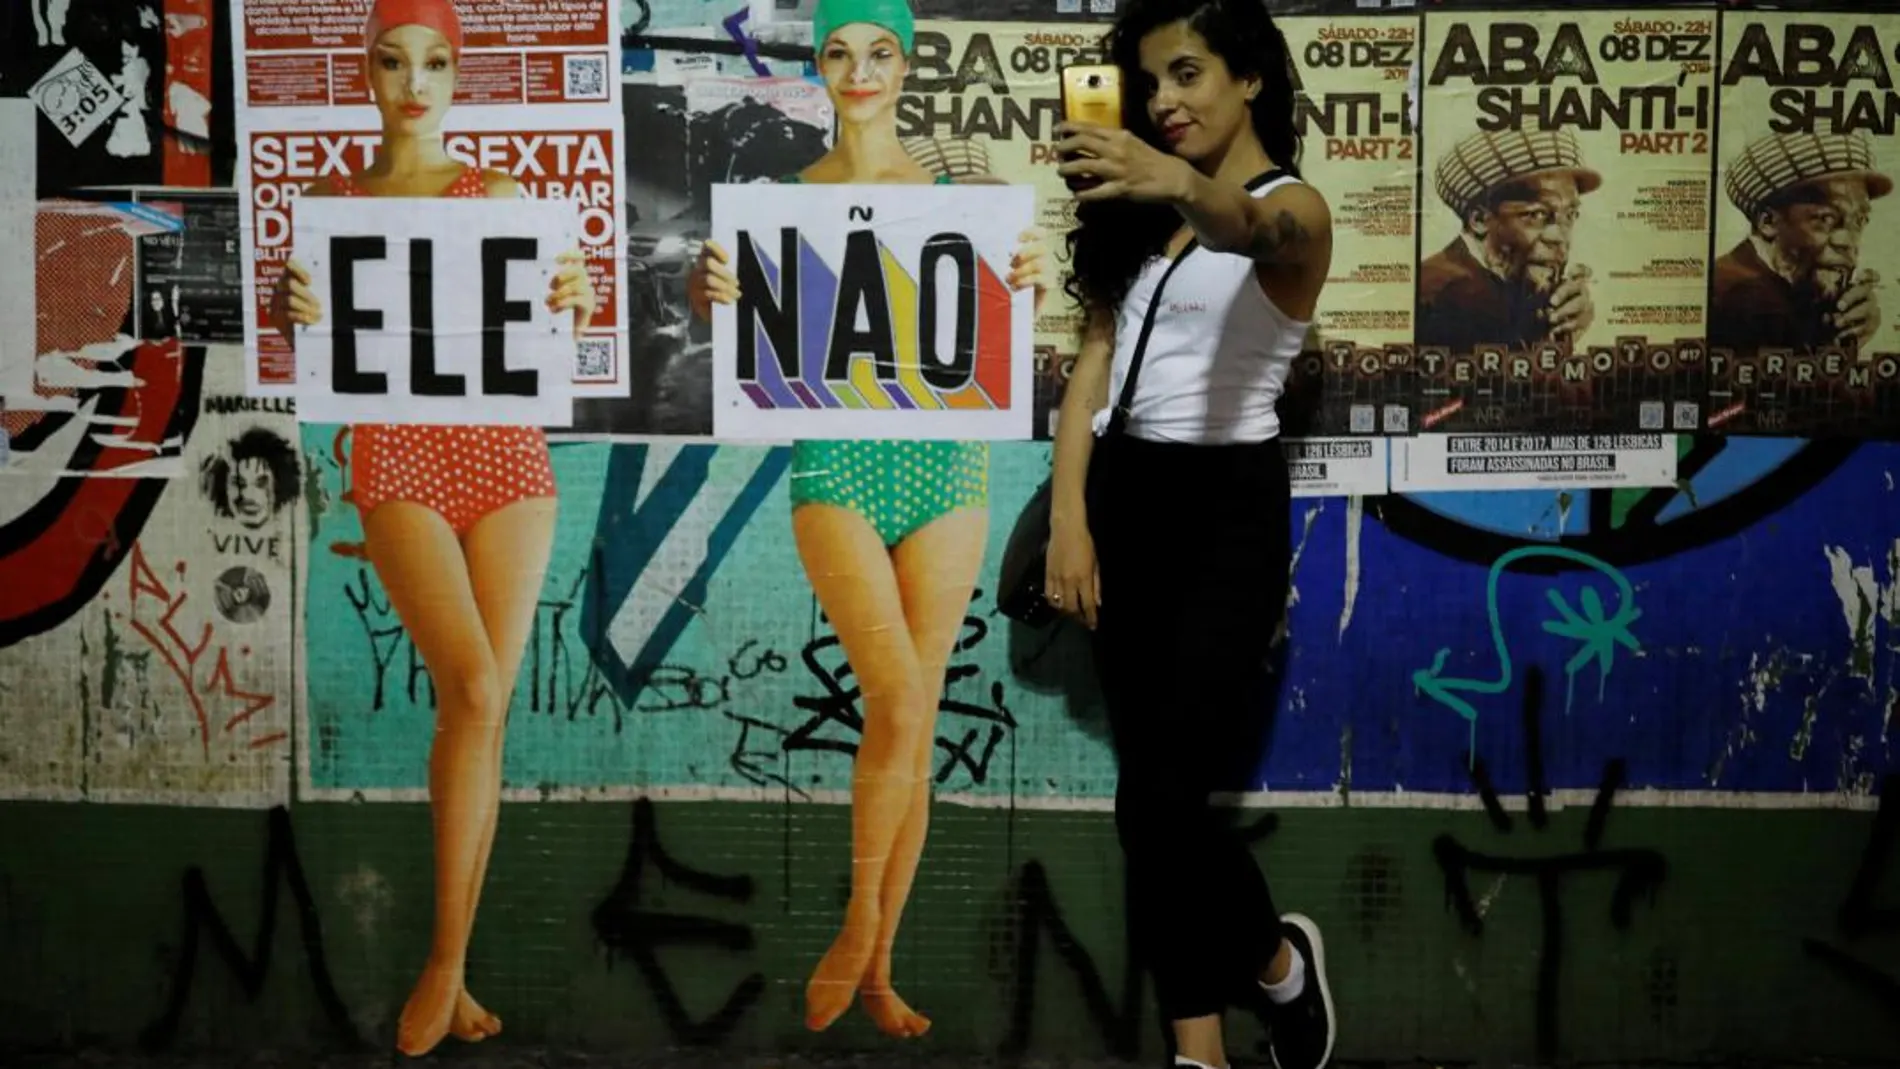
top-left (1059, 64), bottom-right (1122, 192)
top-left (1060, 63), bottom-right (1123, 132)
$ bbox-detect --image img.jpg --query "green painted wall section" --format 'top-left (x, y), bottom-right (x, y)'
top-left (1, 801), bottom-right (1893, 1064)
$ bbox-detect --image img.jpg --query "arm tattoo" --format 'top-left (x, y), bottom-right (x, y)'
top-left (1252, 207), bottom-right (1309, 261)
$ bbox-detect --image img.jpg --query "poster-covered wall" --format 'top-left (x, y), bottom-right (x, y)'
top-left (0, 0), bottom-right (1887, 834)
top-left (0, 0), bottom-right (1887, 844)
top-left (0, 2), bottom-right (1896, 1064)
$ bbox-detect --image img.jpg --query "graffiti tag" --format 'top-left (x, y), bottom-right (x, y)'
top-left (1414, 546), bottom-right (1643, 753)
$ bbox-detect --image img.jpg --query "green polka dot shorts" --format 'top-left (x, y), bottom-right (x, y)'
top-left (788, 439), bottom-right (990, 547)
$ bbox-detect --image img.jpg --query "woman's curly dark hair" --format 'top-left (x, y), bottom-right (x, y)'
top-left (1062, 0), bottom-right (1302, 318)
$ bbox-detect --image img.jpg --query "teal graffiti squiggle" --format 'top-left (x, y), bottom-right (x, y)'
top-left (1412, 547), bottom-right (1644, 756)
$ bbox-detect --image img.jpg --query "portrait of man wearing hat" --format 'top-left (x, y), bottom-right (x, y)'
top-left (1711, 131), bottom-right (1887, 355)
top-left (1418, 128), bottom-right (1599, 353)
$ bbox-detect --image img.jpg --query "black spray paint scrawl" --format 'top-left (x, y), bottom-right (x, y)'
top-left (1433, 666), bottom-right (1667, 1063)
top-left (141, 806), bottom-right (361, 1051)
top-left (1802, 773), bottom-right (1900, 1020)
top-left (591, 798), bottom-right (764, 1045)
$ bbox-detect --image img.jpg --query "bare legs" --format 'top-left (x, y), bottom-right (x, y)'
top-left (794, 504), bottom-right (988, 1037)
top-left (863, 510), bottom-right (987, 1036)
top-left (365, 497), bottom-right (558, 1057)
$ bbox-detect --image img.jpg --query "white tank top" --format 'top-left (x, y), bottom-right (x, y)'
top-left (1090, 173), bottom-right (1311, 444)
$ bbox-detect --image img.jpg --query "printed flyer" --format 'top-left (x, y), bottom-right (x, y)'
top-left (131, 190), bottom-right (246, 345)
top-left (622, 0), bottom-right (814, 81)
top-left (1281, 12), bottom-right (1418, 444)
top-left (901, 21), bottom-right (1101, 440)
top-left (1415, 8), bottom-right (1715, 438)
top-left (1392, 431), bottom-right (1677, 493)
top-left (1706, 12), bottom-right (1900, 439)
top-left (573, 75), bottom-right (832, 437)
top-left (6, 199), bottom-right (191, 477)
top-left (232, 0), bottom-right (629, 404)
top-left (1286, 436), bottom-right (1389, 498)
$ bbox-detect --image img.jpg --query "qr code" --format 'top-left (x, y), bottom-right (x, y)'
top-left (1349, 404), bottom-right (1375, 434)
top-left (575, 338), bottom-right (613, 380)
top-left (1672, 401), bottom-right (1700, 429)
top-left (1056, 0), bottom-right (1080, 10)
top-left (1639, 400), bottom-right (1665, 430)
top-left (1382, 404), bottom-right (1409, 434)
top-left (565, 54), bottom-right (608, 101)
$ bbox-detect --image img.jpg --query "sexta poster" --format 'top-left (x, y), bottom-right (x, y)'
top-left (1397, 7), bottom-right (1710, 491)
top-left (1707, 10), bottom-right (1900, 439)
top-left (231, 0), bottom-right (629, 413)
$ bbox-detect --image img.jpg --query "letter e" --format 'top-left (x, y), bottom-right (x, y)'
top-left (481, 237), bottom-right (539, 397)
top-left (332, 236), bottom-right (389, 394)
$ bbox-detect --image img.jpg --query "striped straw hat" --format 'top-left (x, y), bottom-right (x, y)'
top-left (1434, 129), bottom-right (1602, 219)
top-left (1724, 131), bottom-right (1892, 219)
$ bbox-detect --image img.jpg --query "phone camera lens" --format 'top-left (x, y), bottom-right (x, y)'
top-left (1086, 75), bottom-right (1100, 87)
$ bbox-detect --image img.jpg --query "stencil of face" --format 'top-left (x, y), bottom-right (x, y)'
top-left (1763, 178), bottom-right (1872, 299)
top-left (820, 23), bottom-right (906, 128)
top-left (1137, 20), bottom-right (1256, 165)
top-left (1476, 174), bottom-right (1581, 292)
top-left (367, 23), bottom-right (456, 138)
top-left (227, 457), bottom-right (276, 528)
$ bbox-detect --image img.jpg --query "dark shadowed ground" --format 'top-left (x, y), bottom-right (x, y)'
top-left (4, 1055), bottom-right (1865, 1069)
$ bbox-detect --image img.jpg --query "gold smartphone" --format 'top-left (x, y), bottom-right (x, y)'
top-left (1059, 63), bottom-right (1123, 129)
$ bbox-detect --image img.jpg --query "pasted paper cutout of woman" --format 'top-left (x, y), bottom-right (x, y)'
top-left (105, 40), bottom-right (152, 159)
top-left (266, 0), bottom-right (598, 1057)
top-left (31, 0), bottom-right (71, 47)
top-left (690, 0), bottom-right (1049, 1039)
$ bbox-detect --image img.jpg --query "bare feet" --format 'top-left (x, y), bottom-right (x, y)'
top-left (450, 989), bottom-right (501, 1042)
top-left (396, 961), bottom-right (460, 1056)
top-left (860, 978), bottom-right (931, 1038)
top-left (804, 920), bottom-right (879, 1032)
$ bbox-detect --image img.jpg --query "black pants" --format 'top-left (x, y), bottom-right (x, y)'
top-left (1086, 433), bottom-right (1292, 1022)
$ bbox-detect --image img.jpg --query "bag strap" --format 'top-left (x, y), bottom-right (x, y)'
top-left (1103, 168), bottom-right (1294, 439)
top-left (1105, 239), bottom-right (1196, 439)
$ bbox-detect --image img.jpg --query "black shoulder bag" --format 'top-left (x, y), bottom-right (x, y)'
top-left (996, 239), bottom-right (1202, 627)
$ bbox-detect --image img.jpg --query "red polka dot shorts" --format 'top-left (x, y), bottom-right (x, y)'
top-left (348, 424), bottom-right (557, 535)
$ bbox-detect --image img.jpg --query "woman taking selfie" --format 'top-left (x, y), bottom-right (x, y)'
top-left (1044, 0), bottom-right (1337, 1067)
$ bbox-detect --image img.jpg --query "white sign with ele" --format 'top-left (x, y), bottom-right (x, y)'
top-left (291, 198), bottom-right (576, 426)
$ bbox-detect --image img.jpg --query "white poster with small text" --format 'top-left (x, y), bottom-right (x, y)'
top-left (1391, 433), bottom-right (1679, 492)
